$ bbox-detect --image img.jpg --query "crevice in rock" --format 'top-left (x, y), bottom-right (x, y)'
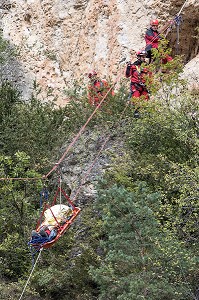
top-left (168, 3), bottom-right (199, 62)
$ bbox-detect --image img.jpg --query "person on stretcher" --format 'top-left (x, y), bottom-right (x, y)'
top-left (30, 204), bottom-right (73, 243)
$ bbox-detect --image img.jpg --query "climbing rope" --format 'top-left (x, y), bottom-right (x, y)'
top-left (72, 100), bottom-right (130, 202)
top-left (39, 191), bottom-right (43, 228)
top-left (174, 14), bottom-right (183, 54)
top-left (0, 177), bottom-right (43, 181)
top-left (177, 0), bottom-right (189, 16)
top-left (147, 0), bottom-right (190, 47)
top-left (18, 248), bottom-right (43, 300)
top-left (44, 67), bottom-right (124, 179)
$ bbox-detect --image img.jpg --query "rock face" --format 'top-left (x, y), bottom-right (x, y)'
top-left (0, 0), bottom-right (198, 103)
top-left (60, 127), bottom-right (122, 204)
top-left (182, 53), bottom-right (199, 88)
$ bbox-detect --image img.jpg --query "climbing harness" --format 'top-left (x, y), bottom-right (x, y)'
top-left (88, 80), bottom-right (107, 106)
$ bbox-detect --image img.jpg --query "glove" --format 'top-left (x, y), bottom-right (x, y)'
top-left (126, 61), bottom-right (132, 66)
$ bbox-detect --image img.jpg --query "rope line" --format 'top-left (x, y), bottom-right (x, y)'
top-left (18, 248), bottom-right (43, 300)
top-left (146, 0), bottom-right (190, 47)
top-left (1, 0), bottom-right (190, 183)
top-left (0, 177), bottom-right (43, 181)
top-left (72, 101), bottom-right (130, 202)
top-left (177, 0), bottom-right (189, 16)
top-left (44, 68), bottom-right (124, 179)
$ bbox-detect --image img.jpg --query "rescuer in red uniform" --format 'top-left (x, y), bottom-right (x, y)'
top-left (87, 70), bottom-right (114, 106)
top-left (125, 50), bottom-right (150, 100)
top-left (125, 50), bottom-right (151, 118)
top-left (145, 19), bottom-right (172, 64)
top-left (145, 19), bottom-right (161, 63)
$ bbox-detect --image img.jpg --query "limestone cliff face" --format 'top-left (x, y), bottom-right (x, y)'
top-left (0, 0), bottom-right (198, 104)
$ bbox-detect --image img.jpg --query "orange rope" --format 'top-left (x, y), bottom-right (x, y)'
top-left (44, 68), bottom-right (125, 179)
top-left (72, 100), bottom-right (130, 202)
top-left (0, 67), bottom-right (125, 182)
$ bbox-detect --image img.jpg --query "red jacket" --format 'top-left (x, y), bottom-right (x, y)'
top-left (125, 62), bottom-right (149, 85)
top-left (45, 229), bottom-right (51, 236)
top-left (145, 27), bottom-right (160, 49)
top-left (88, 79), bottom-right (114, 106)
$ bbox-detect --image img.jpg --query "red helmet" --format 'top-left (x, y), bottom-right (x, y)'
top-left (88, 70), bottom-right (97, 78)
top-left (150, 19), bottom-right (159, 26)
top-left (136, 50), bottom-right (146, 57)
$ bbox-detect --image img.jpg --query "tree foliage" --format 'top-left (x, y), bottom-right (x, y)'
top-left (0, 32), bottom-right (198, 300)
top-left (0, 152), bottom-right (43, 279)
top-left (90, 183), bottom-right (198, 300)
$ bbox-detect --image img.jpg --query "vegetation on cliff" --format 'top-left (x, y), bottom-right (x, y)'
top-left (0, 37), bottom-right (198, 300)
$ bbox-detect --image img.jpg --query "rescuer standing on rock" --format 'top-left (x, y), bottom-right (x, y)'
top-left (125, 50), bottom-right (151, 118)
top-left (145, 19), bottom-right (173, 65)
top-left (125, 50), bottom-right (150, 100)
top-left (145, 19), bottom-right (161, 63)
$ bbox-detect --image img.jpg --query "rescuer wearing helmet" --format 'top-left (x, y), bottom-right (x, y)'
top-left (125, 50), bottom-right (151, 117)
top-left (145, 19), bottom-right (173, 65)
top-left (87, 70), bottom-right (114, 107)
top-left (145, 19), bottom-right (160, 63)
top-left (125, 50), bottom-right (150, 101)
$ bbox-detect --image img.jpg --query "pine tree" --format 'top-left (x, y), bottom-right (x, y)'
top-left (90, 183), bottom-right (197, 300)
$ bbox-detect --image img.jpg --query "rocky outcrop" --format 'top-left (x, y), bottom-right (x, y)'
top-left (0, 0), bottom-right (198, 103)
top-left (182, 53), bottom-right (199, 88)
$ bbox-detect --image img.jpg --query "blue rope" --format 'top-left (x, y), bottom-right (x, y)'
top-left (29, 245), bottom-right (41, 267)
top-left (42, 187), bottom-right (49, 200)
top-left (39, 192), bottom-right (43, 227)
top-left (174, 15), bottom-right (182, 27)
top-left (174, 15), bottom-right (183, 55)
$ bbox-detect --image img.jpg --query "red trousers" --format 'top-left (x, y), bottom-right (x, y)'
top-left (130, 83), bottom-right (149, 100)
